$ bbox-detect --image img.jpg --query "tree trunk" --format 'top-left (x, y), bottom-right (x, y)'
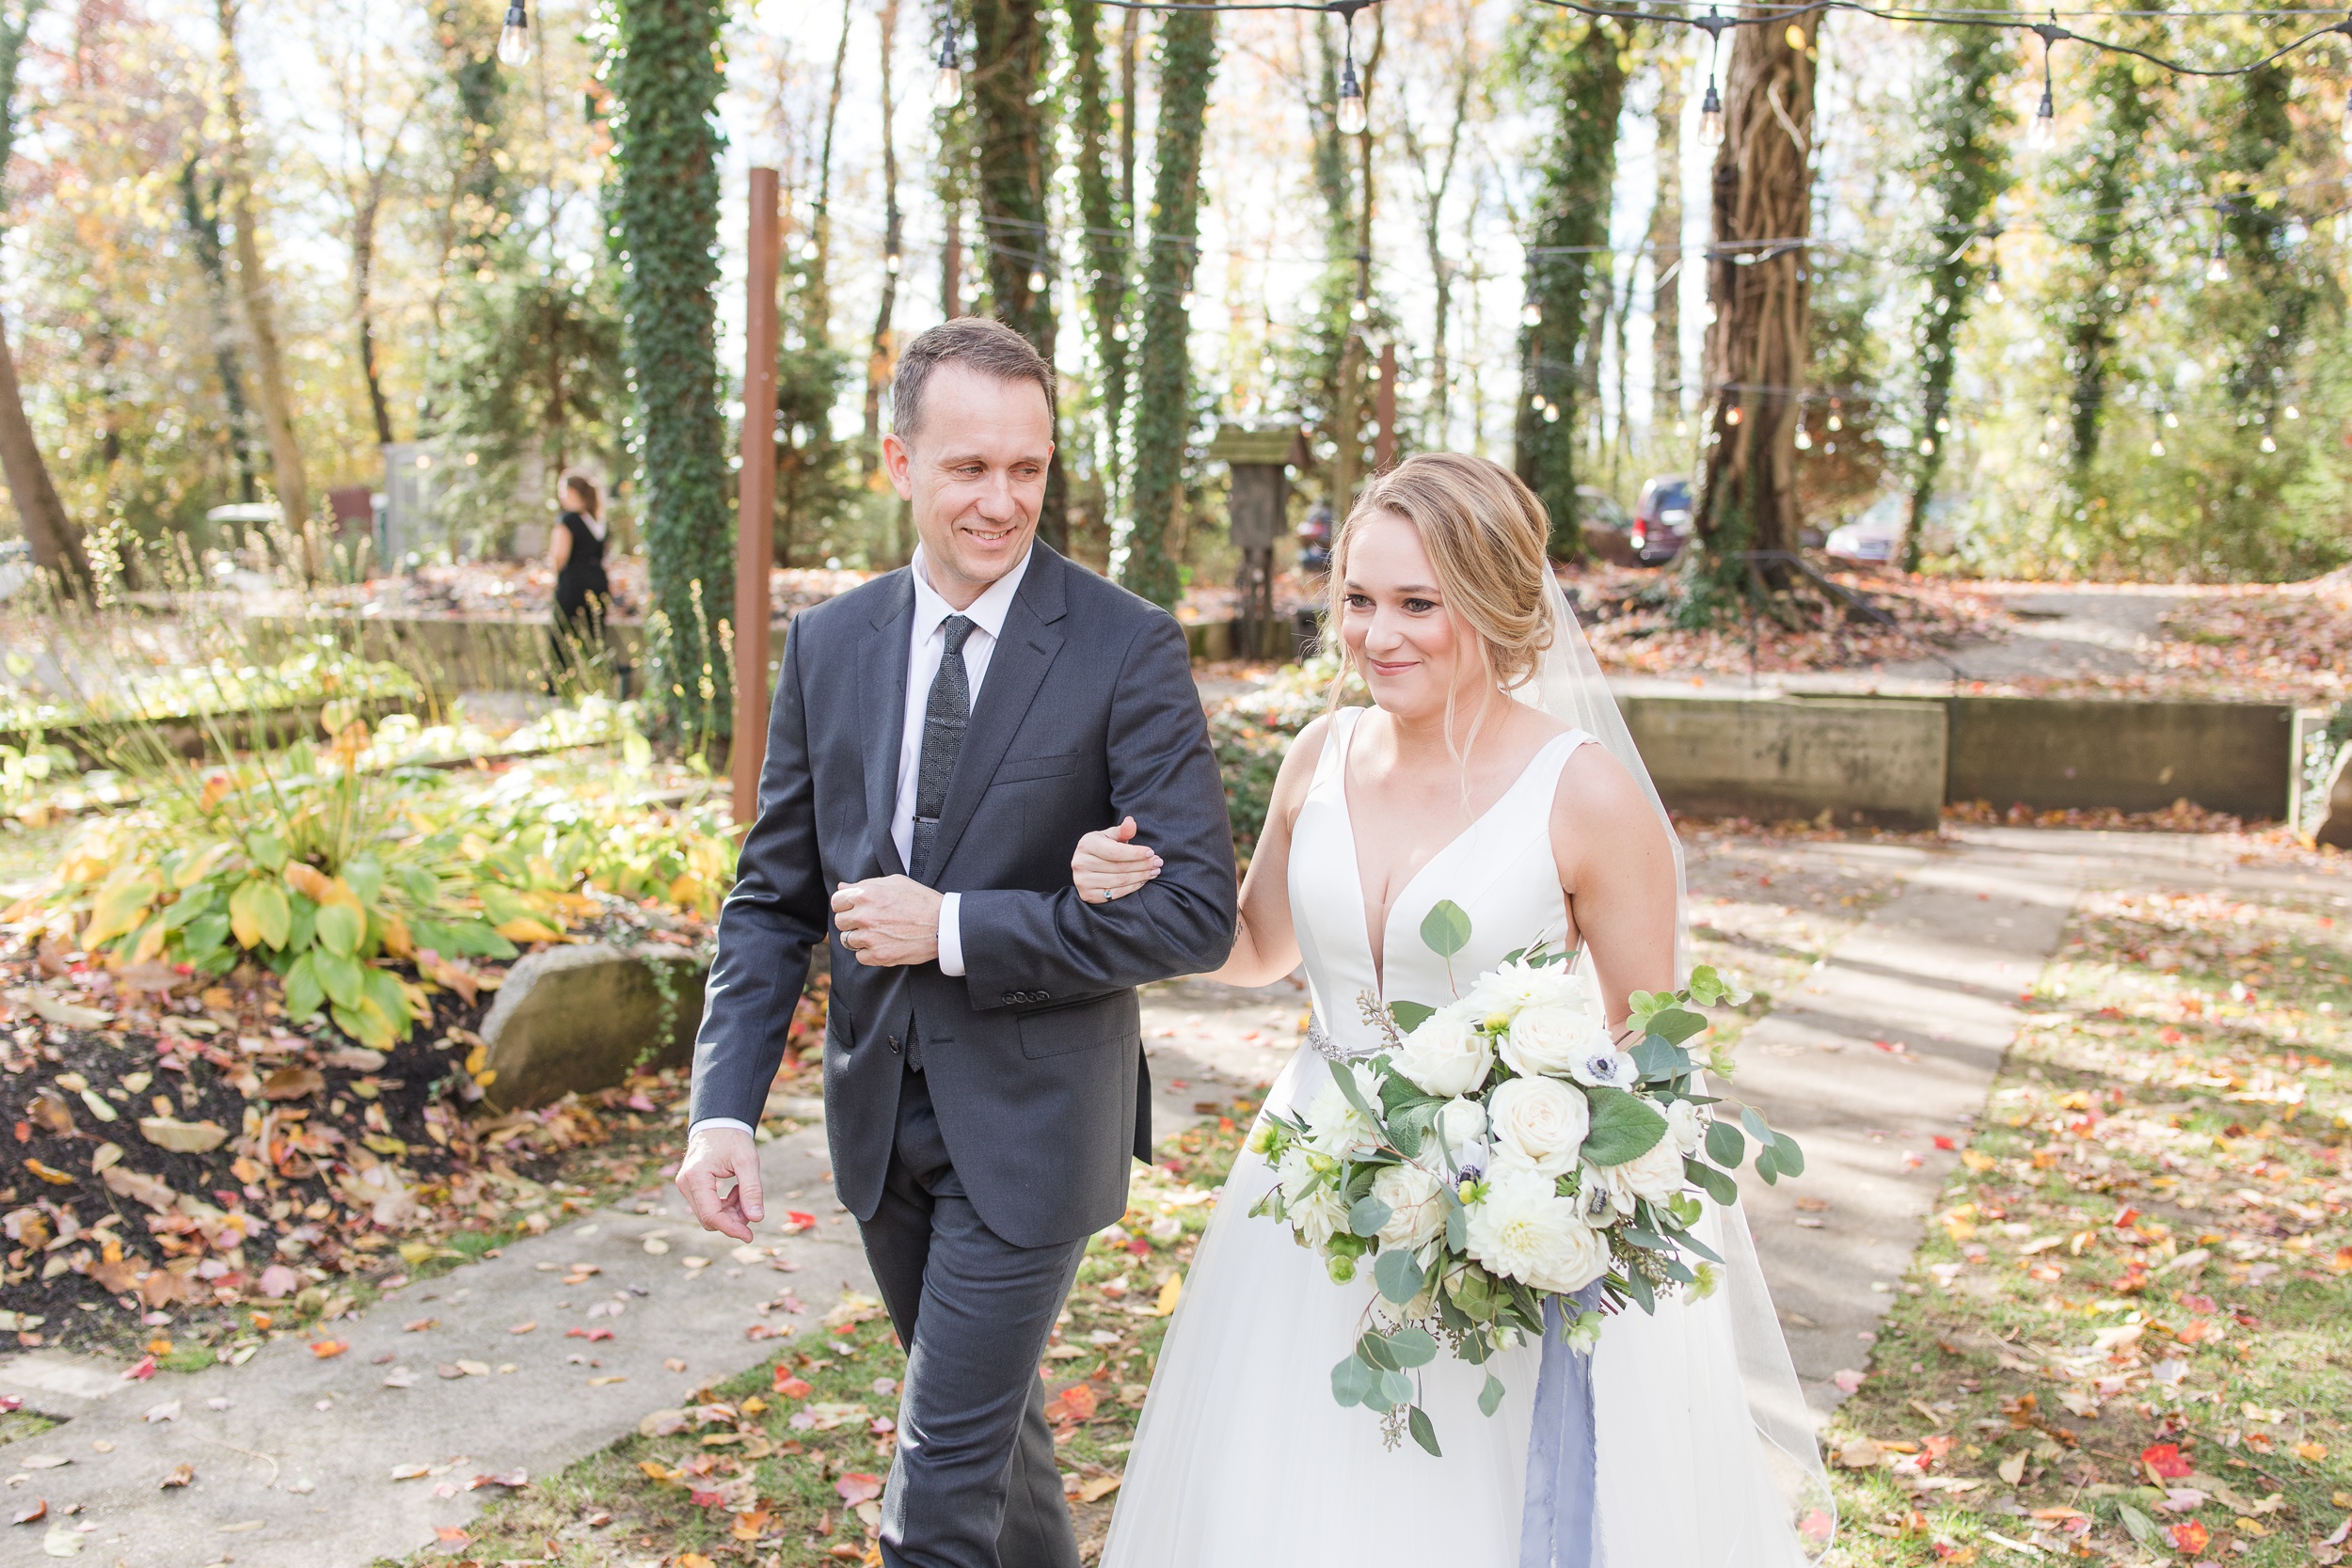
top-left (179, 160), bottom-right (262, 504)
top-left (1690, 8), bottom-right (1819, 601)
top-left (1513, 14), bottom-right (1629, 560)
top-left (970, 0), bottom-right (1065, 551)
top-left (1649, 55), bottom-right (1683, 440)
top-left (0, 308), bottom-right (90, 594)
top-left (1901, 22), bottom-right (2011, 571)
top-left (1117, 8), bottom-right (1214, 609)
top-left (2060, 49), bottom-right (2160, 478)
top-left (354, 183), bottom-right (396, 448)
top-left (806, 0), bottom-right (850, 338)
top-left (612, 0), bottom-right (733, 742)
top-left (1071, 0), bottom-right (1131, 512)
top-left (862, 0), bottom-right (902, 482)
top-left (216, 0), bottom-right (314, 578)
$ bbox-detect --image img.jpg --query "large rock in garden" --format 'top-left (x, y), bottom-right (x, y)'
top-left (478, 942), bottom-right (707, 1110)
top-left (2318, 744), bottom-right (2352, 850)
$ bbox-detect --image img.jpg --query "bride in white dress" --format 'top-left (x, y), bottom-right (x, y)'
top-left (1071, 455), bottom-right (1833, 1567)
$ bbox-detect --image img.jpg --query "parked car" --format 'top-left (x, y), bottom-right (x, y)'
top-left (1573, 486), bottom-right (1637, 563)
top-left (1629, 475), bottom-right (1692, 564)
top-left (1823, 493), bottom-right (1960, 565)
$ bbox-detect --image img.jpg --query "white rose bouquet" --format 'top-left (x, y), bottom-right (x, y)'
top-left (1247, 899), bottom-right (1806, 1455)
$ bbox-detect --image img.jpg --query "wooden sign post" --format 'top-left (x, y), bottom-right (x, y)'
top-left (731, 167), bottom-right (781, 833)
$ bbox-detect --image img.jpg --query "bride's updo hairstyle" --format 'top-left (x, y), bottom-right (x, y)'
top-left (1325, 451), bottom-right (1558, 698)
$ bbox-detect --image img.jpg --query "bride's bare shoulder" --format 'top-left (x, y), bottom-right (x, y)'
top-left (1549, 737), bottom-right (1665, 848)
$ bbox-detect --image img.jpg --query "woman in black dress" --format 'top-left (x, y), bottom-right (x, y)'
top-left (546, 475), bottom-right (612, 687)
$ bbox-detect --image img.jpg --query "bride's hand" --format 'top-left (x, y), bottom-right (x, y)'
top-left (1073, 816), bottom-right (1163, 905)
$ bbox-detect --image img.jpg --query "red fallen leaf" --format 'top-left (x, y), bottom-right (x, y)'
top-left (564, 1326), bottom-right (616, 1342)
top-left (0, 1396), bottom-right (19, 1414)
top-left (121, 1354), bottom-right (156, 1382)
top-left (434, 1527), bottom-right (471, 1545)
top-left (778, 1211), bottom-right (818, 1235)
top-left (1125, 1239), bottom-right (1150, 1257)
top-left (774, 1372), bottom-right (813, 1399)
top-left (2141, 1442), bottom-right (2192, 1480)
top-left (1931, 1135), bottom-right (1957, 1150)
top-left (835, 1473), bottom-right (882, 1506)
top-left (2169, 1519), bottom-right (2210, 1551)
top-left (310, 1339), bottom-right (348, 1359)
top-left (1060, 1385), bottom-right (1099, 1420)
top-left (12, 1498), bottom-right (45, 1525)
top-left (688, 1487), bottom-right (726, 1508)
top-left (467, 1469), bottom-right (527, 1490)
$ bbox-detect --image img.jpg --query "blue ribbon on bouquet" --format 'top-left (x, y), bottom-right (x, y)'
top-left (1519, 1282), bottom-right (1607, 1568)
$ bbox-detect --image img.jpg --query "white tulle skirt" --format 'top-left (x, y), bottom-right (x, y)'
top-left (1101, 1047), bottom-right (1830, 1568)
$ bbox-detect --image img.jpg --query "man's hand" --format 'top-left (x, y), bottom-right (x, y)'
top-left (675, 1124), bottom-right (764, 1243)
top-left (833, 876), bottom-right (943, 966)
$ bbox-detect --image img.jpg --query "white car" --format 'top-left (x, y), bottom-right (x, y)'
top-left (1824, 494), bottom-right (1958, 564)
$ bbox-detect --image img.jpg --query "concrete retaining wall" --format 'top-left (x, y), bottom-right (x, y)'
top-left (1946, 697), bottom-right (2293, 819)
top-left (1622, 692), bottom-right (1949, 830)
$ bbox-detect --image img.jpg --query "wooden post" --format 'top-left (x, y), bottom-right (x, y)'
top-left (732, 167), bottom-right (782, 833)
top-left (1375, 341), bottom-right (1398, 472)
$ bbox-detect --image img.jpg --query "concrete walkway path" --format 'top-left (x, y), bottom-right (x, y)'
top-left (8, 828), bottom-right (2304, 1564)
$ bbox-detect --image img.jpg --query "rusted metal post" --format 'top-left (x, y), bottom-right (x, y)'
top-left (732, 167), bottom-right (781, 833)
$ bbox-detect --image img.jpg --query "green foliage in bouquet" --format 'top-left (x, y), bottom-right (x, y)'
top-left (1247, 900), bottom-right (1804, 1454)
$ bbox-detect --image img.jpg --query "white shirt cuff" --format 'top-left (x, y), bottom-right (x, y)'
top-left (938, 892), bottom-right (965, 977)
top-left (689, 1117), bottom-right (756, 1138)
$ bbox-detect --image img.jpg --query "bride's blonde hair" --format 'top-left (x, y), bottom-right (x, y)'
top-left (1325, 451), bottom-right (1558, 699)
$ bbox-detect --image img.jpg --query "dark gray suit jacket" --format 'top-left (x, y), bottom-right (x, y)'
top-left (690, 546), bottom-right (1239, 1249)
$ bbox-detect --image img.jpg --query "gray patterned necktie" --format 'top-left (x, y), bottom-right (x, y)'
top-left (910, 614), bottom-right (975, 884)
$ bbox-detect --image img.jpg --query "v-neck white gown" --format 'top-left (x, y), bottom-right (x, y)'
top-left (1100, 706), bottom-right (1821, 1568)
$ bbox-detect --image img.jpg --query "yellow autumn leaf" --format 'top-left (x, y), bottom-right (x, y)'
top-left (130, 921), bottom-right (167, 966)
top-left (1152, 1272), bottom-right (1183, 1317)
top-left (494, 917), bottom-right (563, 944)
top-left (171, 841), bottom-right (230, 890)
top-left (378, 911), bottom-right (414, 959)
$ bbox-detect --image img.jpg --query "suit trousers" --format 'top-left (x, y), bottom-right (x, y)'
top-left (861, 1058), bottom-right (1086, 1568)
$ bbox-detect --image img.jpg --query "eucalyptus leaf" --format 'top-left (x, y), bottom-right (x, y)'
top-left (1407, 1404), bottom-right (1441, 1457)
top-left (1768, 1132), bottom-right (1804, 1177)
top-left (1349, 1196), bottom-right (1393, 1239)
top-left (1388, 1000), bottom-right (1436, 1034)
top-left (1739, 1106), bottom-right (1776, 1148)
top-left (1619, 1227), bottom-right (1673, 1252)
top-left (1683, 1156), bottom-right (1738, 1205)
top-left (1645, 1006), bottom-right (1708, 1045)
top-left (1704, 1118), bottom-right (1747, 1168)
top-left (1329, 1063), bottom-right (1383, 1130)
top-left (1629, 1037), bottom-right (1690, 1083)
top-left (1446, 1202), bottom-right (1469, 1252)
top-left (1754, 1144), bottom-right (1781, 1185)
top-left (1385, 1326), bottom-right (1438, 1369)
top-left (1620, 1262), bottom-right (1656, 1314)
top-left (1419, 899), bottom-right (1472, 958)
top-left (1331, 1354), bottom-right (1376, 1409)
top-left (1378, 1369), bottom-right (1415, 1413)
top-left (1374, 1249), bottom-right (1424, 1307)
top-left (1357, 1331), bottom-right (1400, 1371)
top-left (1478, 1372), bottom-right (1505, 1418)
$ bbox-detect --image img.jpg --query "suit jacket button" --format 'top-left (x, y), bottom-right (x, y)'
top-left (1002, 994), bottom-right (1018, 1006)
top-left (1035, 991), bottom-right (1049, 1002)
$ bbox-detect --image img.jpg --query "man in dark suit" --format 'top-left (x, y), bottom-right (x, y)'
top-left (678, 317), bottom-right (1238, 1568)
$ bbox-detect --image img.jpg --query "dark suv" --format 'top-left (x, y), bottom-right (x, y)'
top-left (1629, 475), bottom-right (1692, 564)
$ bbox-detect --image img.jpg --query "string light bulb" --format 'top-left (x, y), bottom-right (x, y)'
top-left (885, 250), bottom-right (902, 276)
top-left (801, 239), bottom-right (820, 262)
top-left (1725, 404), bottom-right (1742, 426)
top-left (1698, 82), bottom-right (1724, 149)
top-left (933, 32), bottom-right (964, 109)
top-left (2026, 84), bottom-right (2055, 150)
top-left (1027, 269), bottom-right (1048, 293)
top-left (1794, 417), bottom-right (1813, 451)
top-left (1521, 299), bottom-right (1543, 327)
top-left (1336, 25), bottom-right (1368, 136)
top-left (2151, 436), bottom-right (2167, 456)
top-left (2205, 232), bottom-right (2231, 284)
top-left (1349, 296), bottom-right (1369, 323)
top-left (1983, 262), bottom-right (2004, 306)
top-left (497, 1), bottom-right (532, 66)
top-left (2286, 404), bottom-right (2301, 420)
top-left (1530, 394), bottom-right (1548, 412)
top-left (1543, 404), bottom-right (1560, 424)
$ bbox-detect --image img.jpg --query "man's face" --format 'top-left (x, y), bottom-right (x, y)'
top-left (882, 364), bottom-right (1054, 608)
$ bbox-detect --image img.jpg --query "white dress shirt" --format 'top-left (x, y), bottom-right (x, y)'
top-left (691, 546), bottom-right (1032, 1143)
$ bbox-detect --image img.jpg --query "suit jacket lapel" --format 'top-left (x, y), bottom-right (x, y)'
top-left (926, 546), bottom-right (1069, 881)
top-left (860, 571), bottom-right (915, 879)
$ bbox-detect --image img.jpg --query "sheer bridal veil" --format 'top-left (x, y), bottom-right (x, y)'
top-left (1516, 575), bottom-right (1837, 1564)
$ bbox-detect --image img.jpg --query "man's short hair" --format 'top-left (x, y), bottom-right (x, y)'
top-left (891, 317), bottom-right (1057, 440)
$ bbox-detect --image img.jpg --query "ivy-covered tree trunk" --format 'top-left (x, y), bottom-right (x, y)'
top-left (862, 0), bottom-right (903, 485)
top-left (610, 0), bottom-right (732, 740)
top-left (1296, 23), bottom-right (1358, 514)
top-left (1899, 20), bottom-right (2011, 571)
top-left (970, 0), bottom-right (1066, 551)
top-left (2057, 49), bottom-right (2160, 476)
top-left (1512, 15), bottom-right (1629, 561)
top-left (1649, 53), bottom-right (1682, 440)
top-left (1070, 0), bottom-right (1131, 512)
top-left (775, 0), bottom-right (855, 570)
top-left (179, 158), bottom-right (262, 504)
top-left (1116, 8), bottom-right (1213, 609)
top-left (1688, 8), bottom-right (1818, 609)
top-left (2212, 65), bottom-right (2316, 430)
